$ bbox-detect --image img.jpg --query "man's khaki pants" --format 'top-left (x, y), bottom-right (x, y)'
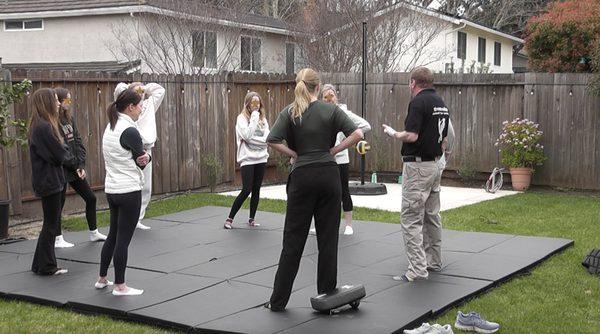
top-left (401, 161), bottom-right (442, 280)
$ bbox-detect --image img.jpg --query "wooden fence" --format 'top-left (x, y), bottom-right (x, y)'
top-left (1, 70), bottom-right (599, 220)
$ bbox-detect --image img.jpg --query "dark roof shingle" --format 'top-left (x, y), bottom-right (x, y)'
top-left (0, 0), bottom-right (291, 32)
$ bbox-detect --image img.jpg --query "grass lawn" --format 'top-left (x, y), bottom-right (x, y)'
top-left (1, 191), bottom-right (599, 333)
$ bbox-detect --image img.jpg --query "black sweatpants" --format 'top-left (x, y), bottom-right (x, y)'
top-left (32, 191), bottom-right (62, 275)
top-left (338, 163), bottom-right (353, 212)
top-left (270, 163), bottom-right (341, 310)
top-left (228, 163), bottom-right (266, 220)
top-left (59, 178), bottom-right (98, 232)
top-left (99, 191), bottom-right (141, 284)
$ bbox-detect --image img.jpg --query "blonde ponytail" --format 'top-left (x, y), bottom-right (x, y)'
top-left (292, 68), bottom-right (320, 120)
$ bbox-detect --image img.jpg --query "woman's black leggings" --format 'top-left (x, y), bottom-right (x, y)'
top-left (99, 191), bottom-right (141, 284)
top-left (270, 164), bottom-right (341, 310)
top-left (338, 163), bottom-right (353, 212)
top-left (59, 178), bottom-right (98, 232)
top-left (31, 191), bottom-right (62, 275)
top-left (228, 163), bottom-right (266, 220)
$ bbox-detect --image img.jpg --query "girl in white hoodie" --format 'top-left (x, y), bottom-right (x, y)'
top-left (224, 92), bottom-right (270, 229)
top-left (320, 84), bottom-right (371, 235)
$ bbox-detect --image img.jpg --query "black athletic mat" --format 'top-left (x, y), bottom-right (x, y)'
top-left (0, 206), bottom-right (573, 333)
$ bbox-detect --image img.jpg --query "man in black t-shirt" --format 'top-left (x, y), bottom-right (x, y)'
top-left (382, 67), bottom-right (449, 282)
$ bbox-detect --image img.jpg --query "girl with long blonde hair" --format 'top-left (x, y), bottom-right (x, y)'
top-left (265, 68), bottom-right (364, 311)
top-left (224, 91), bottom-right (270, 229)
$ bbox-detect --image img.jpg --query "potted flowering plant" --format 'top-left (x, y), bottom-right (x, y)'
top-left (495, 118), bottom-right (546, 191)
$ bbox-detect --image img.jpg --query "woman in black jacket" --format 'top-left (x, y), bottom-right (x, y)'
top-left (54, 88), bottom-right (106, 248)
top-left (28, 88), bottom-right (70, 276)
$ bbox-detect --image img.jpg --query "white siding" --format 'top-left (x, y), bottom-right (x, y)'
top-left (0, 15), bottom-right (128, 64)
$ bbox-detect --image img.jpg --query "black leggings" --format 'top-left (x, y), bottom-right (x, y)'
top-left (270, 164), bottom-right (341, 310)
top-left (32, 191), bottom-right (62, 275)
top-left (59, 178), bottom-right (97, 232)
top-left (338, 163), bottom-right (353, 212)
top-left (100, 191), bottom-right (141, 284)
top-left (228, 163), bottom-right (266, 220)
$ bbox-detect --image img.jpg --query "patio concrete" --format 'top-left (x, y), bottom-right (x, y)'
top-left (220, 183), bottom-right (519, 213)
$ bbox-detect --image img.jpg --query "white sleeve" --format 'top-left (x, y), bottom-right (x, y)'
top-left (113, 82), bottom-right (129, 100)
top-left (236, 112), bottom-right (260, 142)
top-left (246, 119), bottom-right (269, 146)
top-left (446, 119), bottom-right (455, 153)
top-left (143, 83), bottom-right (165, 114)
top-left (342, 105), bottom-right (371, 134)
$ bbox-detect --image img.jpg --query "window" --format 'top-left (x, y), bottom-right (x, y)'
top-left (494, 42), bottom-right (501, 66)
top-left (478, 37), bottom-right (486, 63)
top-left (457, 31), bottom-right (466, 60)
top-left (192, 31), bottom-right (217, 68)
top-left (286, 43), bottom-right (295, 75)
top-left (4, 19), bottom-right (43, 31)
top-left (241, 36), bottom-right (261, 72)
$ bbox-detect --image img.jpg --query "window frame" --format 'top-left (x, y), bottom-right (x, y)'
top-left (478, 37), bottom-right (486, 63)
top-left (285, 42), bottom-right (295, 75)
top-left (240, 35), bottom-right (262, 72)
top-left (3, 19), bottom-right (44, 31)
top-left (457, 31), bottom-right (467, 60)
top-left (192, 30), bottom-right (217, 69)
top-left (494, 41), bottom-right (501, 66)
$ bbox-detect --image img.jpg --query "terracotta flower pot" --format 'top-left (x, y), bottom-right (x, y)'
top-left (509, 167), bottom-right (533, 191)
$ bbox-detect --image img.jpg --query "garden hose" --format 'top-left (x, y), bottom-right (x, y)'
top-left (485, 167), bottom-right (504, 193)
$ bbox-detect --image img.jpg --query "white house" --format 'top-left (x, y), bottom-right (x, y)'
top-left (0, 0), bottom-right (304, 74)
top-left (361, 2), bottom-right (525, 74)
top-left (0, 0), bottom-right (524, 75)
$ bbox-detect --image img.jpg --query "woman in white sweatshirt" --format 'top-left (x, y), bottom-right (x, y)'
top-left (319, 84), bottom-right (371, 235)
top-left (224, 92), bottom-right (270, 229)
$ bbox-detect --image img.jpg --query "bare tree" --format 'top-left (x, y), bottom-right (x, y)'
top-left (296, 0), bottom-right (449, 73)
top-left (106, 0), bottom-right (259, 74)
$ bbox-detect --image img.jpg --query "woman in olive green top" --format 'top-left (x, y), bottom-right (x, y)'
top-left (265, 68), bottom-right (364, 311)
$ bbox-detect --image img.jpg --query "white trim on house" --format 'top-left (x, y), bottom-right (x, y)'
top-left (0, 5), bottom-right (295, 37)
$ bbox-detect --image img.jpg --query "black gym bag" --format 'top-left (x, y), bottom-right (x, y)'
top-left (582, 249), bottom-right (600, 275)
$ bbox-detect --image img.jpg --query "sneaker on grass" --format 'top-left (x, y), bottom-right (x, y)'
top-left (455, 311), bottom-right (499, 333)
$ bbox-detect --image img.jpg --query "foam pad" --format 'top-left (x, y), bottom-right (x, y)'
top-left (310, 284), bottom-right (366, 312)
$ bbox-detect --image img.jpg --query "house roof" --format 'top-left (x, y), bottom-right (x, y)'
top-left (383, 1), bottom-right (525, 44)
top-left (317, 0), bottom-right (524, 44)
top-left (2, 60), bottom-right (142, 73)
top-left (0, 0), bottom-right (293, 35)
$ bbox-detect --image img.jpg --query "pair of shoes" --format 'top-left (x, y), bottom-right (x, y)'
top-left (309, 227), bottom-right (316, 235)
top-left (53, 268), bottom-right (68, 276)
top-left (343, 225), bottom-right (354, 235)
top-left (136, 222), bottom-right (151, 230)
top-left (263, 302), bottom-right (284, 312)
top-left (248, 218), bottom-right (260, 227)
top-left (404, 323), bottom-right (453, 334)
top-left (94, 280), bottom-right (114, 289)
top-left (393, 274), bottom-right (413, 283)
top-left (89, 229), bottom-right (107, 242)
top-left (455, 311), bottom-right (500, 333)
top-left (55, 235), bottom-right (74, 248)
top-left (224, 218), bottom-right (233, 229)
top-left (112, 286), bottom-right (144, 296)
